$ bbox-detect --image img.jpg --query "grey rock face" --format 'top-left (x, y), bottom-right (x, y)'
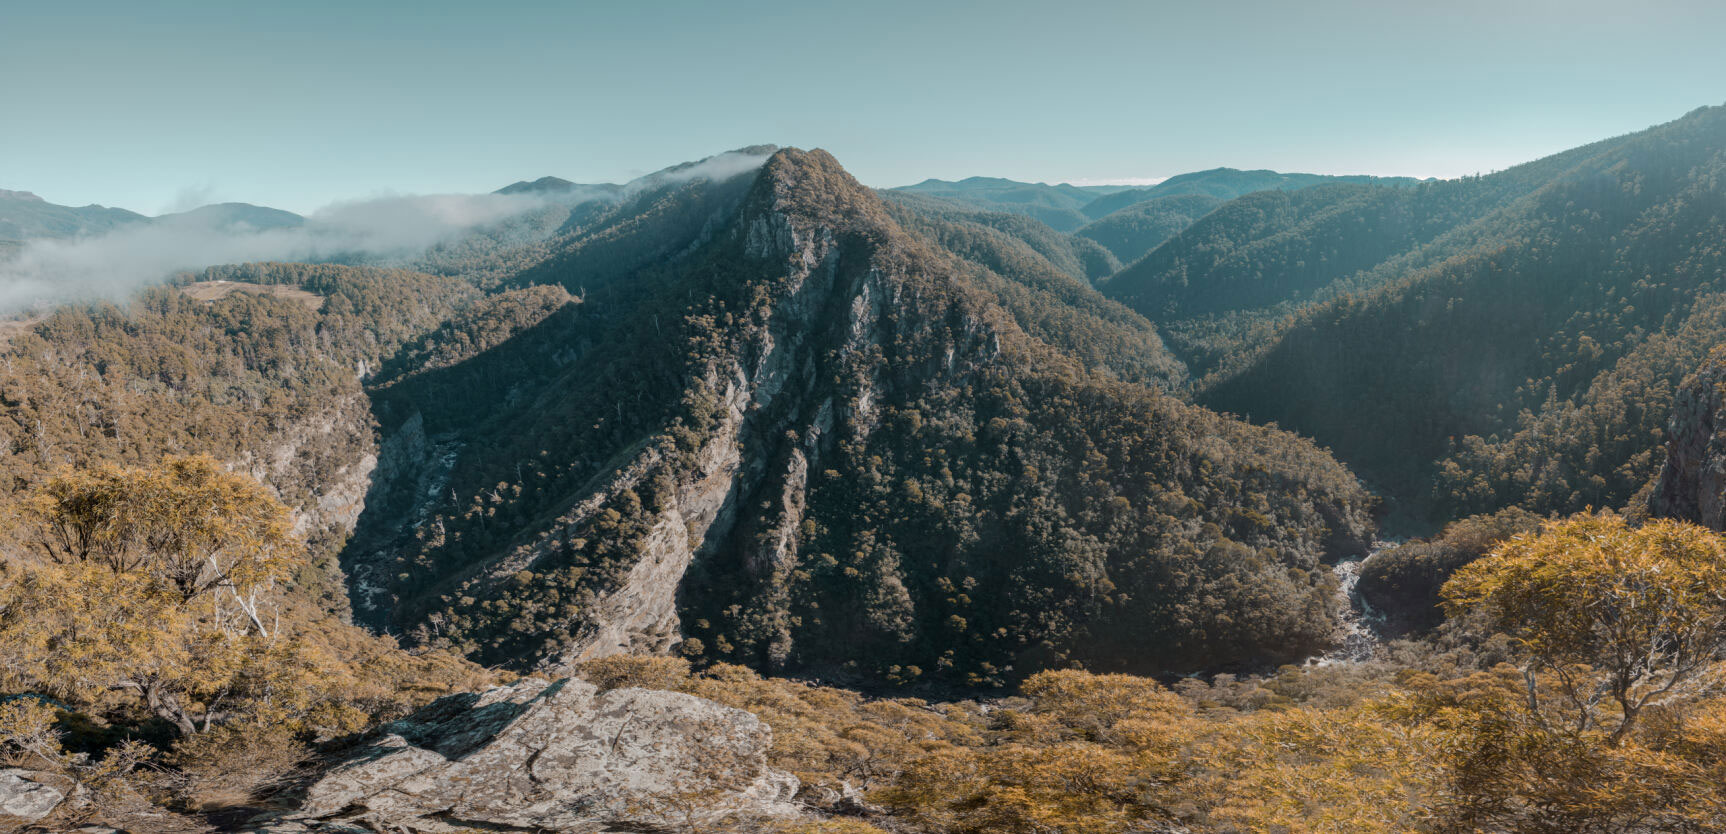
top-left (0, 768), bottom-right (67, 822)
top-left (286, 678), bottom-right (800, 832)
top-left (1653, 349), bottom-right (1726, 529)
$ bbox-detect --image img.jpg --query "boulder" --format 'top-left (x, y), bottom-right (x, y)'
top-left (0, 768), bottom-right (67, 822)
top-left (285, 677), bottom-right (800, 832)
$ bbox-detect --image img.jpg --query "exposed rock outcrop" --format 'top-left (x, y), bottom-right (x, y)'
top-left (0, 768), bottom-right (69, 822)
top-left (277, 677), bottom-right (799, 832)
top-left (1652, 346), bottom-right (1726, 528)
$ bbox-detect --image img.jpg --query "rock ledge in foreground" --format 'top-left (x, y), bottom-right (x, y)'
top-left (276, 677), bottom-right (800, 832)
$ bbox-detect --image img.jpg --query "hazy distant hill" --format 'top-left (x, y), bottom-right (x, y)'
top-left (495, 175), bottom-right (624, 198)
top-left (1, 189), bottom-right (305, 247)
top-left (894, 176), bottom-right (1132, 231)
top-left (0, 188), bottom-right (145, 242)
top-left (1083, 168), bottom-right (1424, 220)
top-left (895, 169), bottom-right (1423, 238)
top-left (154, 201), bottom-right (305, 231)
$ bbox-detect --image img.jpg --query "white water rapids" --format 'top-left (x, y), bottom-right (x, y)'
top-left (1306, 542), bottom-right (1394, 667)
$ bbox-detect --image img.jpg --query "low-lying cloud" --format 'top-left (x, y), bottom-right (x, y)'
top-left (0, 147), bottom-right (775, 314)
top-left (0, 191), bottom-right (554, 313)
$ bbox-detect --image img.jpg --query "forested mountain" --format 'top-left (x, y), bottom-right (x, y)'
top-left (894, 168), bottom-right (1424, 245)
top-left (0, 188), bottom-right (144, 243)
top-left (9, 110), bottom-right (1723, 684)
top-left (153, 201), bottom-right (304, 231)
top-left (893, 176), bottom-right (1131, 232)
top-left (0, 187), bottom-right (304, 262)
top-left (880, 192), bottom-right (1179, 387)
top-left (341, 148), bottom-right (1373, 688)
top-left (498, 175), bottom-right (580, 194)
top-left (1075, 192), bottom-right (1225, 262)
top-left (881, 192), bottom-right (1124, 282)
top-left (1103, 104), bottom-right (1726, 528)
top-left (1082, 168), bottom-right (1424, 220)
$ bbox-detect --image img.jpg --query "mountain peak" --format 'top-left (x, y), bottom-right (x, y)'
top-left (495, 176), bottom-right (580, 195)
top-left (752, 147), bottom-right (890, 231)
top-left (0, 189), bottom-right (45, 203)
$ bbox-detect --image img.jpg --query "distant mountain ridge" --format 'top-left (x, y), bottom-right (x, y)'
top-left (154, 202), bottom-right (305, 231)
top-left (0, 188), bottom-right (145, 242)
top-left (1083, 168), bottom-right (1425, 220)
top-left (495, 176), bottom-right (624, 198)
top-left (1102, 102), bottom-right (1726, 532)
top-left (892, 168), bottom-right (1423, 234)
top-left (895, 177), bottom-right (1139, 232)
top-left (0, 189), bottom-right (303, 243)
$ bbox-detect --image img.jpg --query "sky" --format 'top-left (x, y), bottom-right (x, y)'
top-left (4, 0), bottom-right (1725, 215)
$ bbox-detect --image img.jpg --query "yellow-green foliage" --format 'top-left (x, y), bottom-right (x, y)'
top-left (586, 515), bottom-right (1726, 834)
top-left (579, 658), bottom-right (1438, 834)
top-left (0, 457), bottom-right (494, 822)
top-left (1444, 512), bottom-right (1726, 742)
top-left (1421, 512), bottom-right (1726, 832)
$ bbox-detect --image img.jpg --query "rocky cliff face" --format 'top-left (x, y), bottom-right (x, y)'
top-left (265, 677), bottom-right (799, 833)
top-left (1651, 346), bottom-right (1726, 528)
top-left (542, 159), bottom-right (1003, 672)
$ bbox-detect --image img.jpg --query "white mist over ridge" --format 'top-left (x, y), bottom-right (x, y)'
top-left (0, 148), bottom-right (775, 314)
top-left (0, 191), bottom-right (555, 313)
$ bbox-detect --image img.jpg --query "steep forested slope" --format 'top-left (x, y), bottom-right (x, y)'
top-left (348, 148), bottom-right (1374, 687)
top-left (881, 195), bottom-right (1183, 389)
top-left (1103, 132), bottom-right (1642, 380)
top-left (1076, 192), bottom-right (1224, 263)
top-left (882, 192), bottom-right (1123, 283)
top-left (1128, 105), bottom-right (1726, 525)
top-left (0, 263), bottom-right (476, 610)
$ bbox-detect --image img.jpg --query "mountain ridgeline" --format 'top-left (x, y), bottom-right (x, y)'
top-left (0, 189), bottom-right (304, 247)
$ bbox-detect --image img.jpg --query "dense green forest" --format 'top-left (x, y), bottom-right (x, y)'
top-left (880, 192), bottom-right (1178, 387)
top-left (1099, 104), bottom-right (1726, 529)
top-left (1075, 192), bottom-right (1224, 263)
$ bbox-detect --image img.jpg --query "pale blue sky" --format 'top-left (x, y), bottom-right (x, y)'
top-left (4, 0), bottom-right (1724, 214)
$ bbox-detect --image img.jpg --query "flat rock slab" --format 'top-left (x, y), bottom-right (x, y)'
top-left (286, 677), bottom-right (800, 832)
top-left (0, 768), bottom-right (68, 822)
